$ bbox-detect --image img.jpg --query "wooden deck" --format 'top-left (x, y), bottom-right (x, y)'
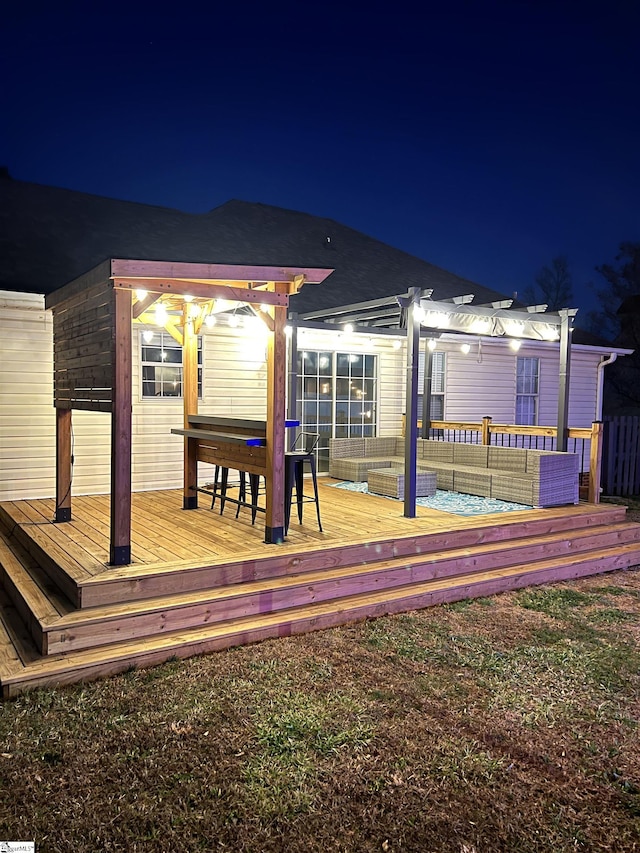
top-left (1, 483), bottom-right (640, 697)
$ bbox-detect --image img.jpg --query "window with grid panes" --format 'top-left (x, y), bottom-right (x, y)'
top-left (141, 331), bottom-right (203, 398)
top-left (516, 356), bottom-right (539, 424)
top-left (296, 350), bottom-right (378, 471)
top-left (417, 351), bottom-right (446, 419)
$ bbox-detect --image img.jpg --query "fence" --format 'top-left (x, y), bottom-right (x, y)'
top-left (602, 416), bottom-right (640, 497)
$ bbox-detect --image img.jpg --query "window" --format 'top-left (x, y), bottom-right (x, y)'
top-left (141, 331), bottom-right (202, 398)
top-left (417, 351), bottom-right (446, 420)
top-left (516, 356), bottom-right (539, 424)
top-left (296, 350), bottom-right (378, 470)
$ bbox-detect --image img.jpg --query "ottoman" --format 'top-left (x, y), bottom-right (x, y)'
top-left (367, 467), bottom-right (437, 500)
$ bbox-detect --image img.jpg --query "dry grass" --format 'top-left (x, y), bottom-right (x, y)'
top-left (0, 523), bottom-right (639, 851)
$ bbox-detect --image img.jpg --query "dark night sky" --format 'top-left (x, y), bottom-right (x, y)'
top-left (2, 1), bottom-right (639, 322)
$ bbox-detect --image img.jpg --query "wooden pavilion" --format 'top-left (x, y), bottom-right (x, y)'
top-left (44, 259), bottom-right (334, 563)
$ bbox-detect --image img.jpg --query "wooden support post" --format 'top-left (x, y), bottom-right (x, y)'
top-left (55, 407), bottom-right (72, 522)
top-left (183, 302), bottom-right (199, 509)
top-left (110, 288), bottom-right (132, 566)
top-left (403, 288), bottom-right (421, 518)
top-left (588, 421), bottom-right (603, 504)
top-left (481, 416), bottom-right (492, 446)
top-left (265, 283), bottom-right (288, 543)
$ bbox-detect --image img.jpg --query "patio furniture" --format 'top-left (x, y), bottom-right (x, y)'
top-left (285, 432), bottom-right (323, 533)
top-left (368, 467), bottom-right (437, 500)
top-left (329, 437), bottom-right (579, 507)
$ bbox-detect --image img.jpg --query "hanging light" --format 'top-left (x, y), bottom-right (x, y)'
top-left (509, 338), bottom-right (522, 352)
top-left (135, 288), bottom-right (148, 301)
top-left (142, 329), bottom-right (154, 343)
top-left (392, 339), bottom-right (402, 350)
top-left (427, 338), bottom-right (437, 351)
top-left (344, 323), bottom-right (354, 334)
top-left (460, 343), bottom-right (471, 355)
top-left (204, 314), bottom-right (217, 328)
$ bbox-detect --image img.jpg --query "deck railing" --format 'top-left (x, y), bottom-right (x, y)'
top-left (403, 417), bottom-right (603, 504)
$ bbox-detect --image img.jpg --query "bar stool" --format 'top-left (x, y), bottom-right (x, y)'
top-left (211, 466), bottom-right (246, 515)
top-left (284, 432), bottom-right (323, 534)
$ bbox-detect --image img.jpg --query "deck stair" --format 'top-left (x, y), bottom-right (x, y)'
top-left (1, 503), bottom-right (639, 697)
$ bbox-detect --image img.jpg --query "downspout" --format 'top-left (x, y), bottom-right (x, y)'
top-left (596, 353), bottom-right (617, 420)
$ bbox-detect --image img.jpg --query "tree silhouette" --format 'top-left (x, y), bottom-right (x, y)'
top-left (522, 256), bottom-right (574, 311)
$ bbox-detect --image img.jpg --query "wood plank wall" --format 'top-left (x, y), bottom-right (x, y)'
top-left (52, 284), bottom-right (114, 411)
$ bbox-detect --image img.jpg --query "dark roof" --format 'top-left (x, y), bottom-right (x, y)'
top-left (0, 174), bottom-right (513, 313)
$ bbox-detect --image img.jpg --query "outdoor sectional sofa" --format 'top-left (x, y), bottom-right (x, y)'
top-left (329, 437), bottom-right (580, 507)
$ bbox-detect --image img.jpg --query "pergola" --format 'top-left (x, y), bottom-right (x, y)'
top-left (294, 287), bottom-right (578, 518)
top-left (45, 259), bottom-right (333, 564)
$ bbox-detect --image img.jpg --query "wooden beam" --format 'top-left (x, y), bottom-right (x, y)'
top-left (247, 303), bottom-right (275, 333)
top-left (110, 259), bottom-right (334, 285)
top-left (132, 292), bottom-right (160, 319)
top-left (182, 304), bottom-right (199, 510)
top-left (163, 316), bottom-right (184, 346)
top-left (55, 408), bottom-right (72, 523)
top-left (114, 278), bottom-right (290, 307)
top-left (110, 288), bottom-right (132, 565)
top-left (265, 283), bottom-right (288, 543)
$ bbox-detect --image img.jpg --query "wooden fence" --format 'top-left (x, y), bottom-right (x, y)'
top-left (602, 416), bottom-right (640, 497)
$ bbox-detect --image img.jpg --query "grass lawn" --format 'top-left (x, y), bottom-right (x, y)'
top-left (0, 516), bottom-right (638, 850)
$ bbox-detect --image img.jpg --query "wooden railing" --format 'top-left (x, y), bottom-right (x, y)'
top-left (402, 417), bottom-right (604, 504)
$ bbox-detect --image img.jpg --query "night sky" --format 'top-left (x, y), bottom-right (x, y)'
top-left (2, 1), bottom-right (639, 321)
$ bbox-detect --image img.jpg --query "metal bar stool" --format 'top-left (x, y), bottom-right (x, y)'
top-left (284, 432), bottom-right (323, 534)
top-left (211, 466), bottom-right (247, 515)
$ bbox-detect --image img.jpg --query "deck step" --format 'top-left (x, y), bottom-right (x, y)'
top-left (2, 540), bottom-right (639, 698)
top-left (42, 522), bottom-right (640, 654)
top-left (76, 504), bottom-right (630, 607)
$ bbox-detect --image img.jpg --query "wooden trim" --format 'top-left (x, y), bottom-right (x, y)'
top-left (110, 289), bottom-right (132, 565)
top-left (110, 259), bottom-right (334, 285)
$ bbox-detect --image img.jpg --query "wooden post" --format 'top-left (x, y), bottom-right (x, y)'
top-left (265, 283), bottom-right (288, 543)
top-left (588, 421), bottom-right (603, 504)
top-left (183, 302), bottom-right (199, 509)
top-left (110, 288), bottom-right (132, 566)
top-left (481, 416), bottom-right (492, 446)
top-left (55, 407), bottom-right (72, 522)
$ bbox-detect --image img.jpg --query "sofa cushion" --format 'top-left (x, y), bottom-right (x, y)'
top-left (453, 443), bottom-right (488, 467)
top-left (488, 446), bottom-right (528, 472)
top-left (364, 437), bottom-right (398, 456)
top-left (329, 438), bottom-right (365, 459)
top-left (422, 440), bottom-right (455, 463)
